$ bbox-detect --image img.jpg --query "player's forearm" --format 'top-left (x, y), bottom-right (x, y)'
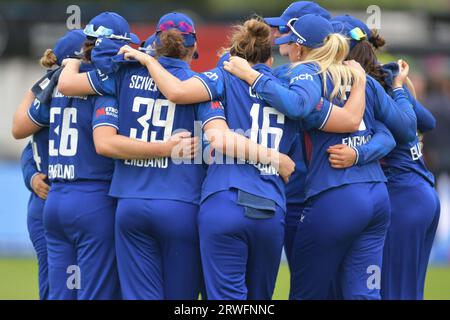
top-left (210, 129), bottom-right (280, 167)
top-left (95, 134), bottom-right (170, 160)
top-left (143, 56), bottom-right (185, 103)
top-left (12, 90), bottom-right (41, 139)
top-left (340, 78), bottom-right (366, 131)
top-left (58, 60), bottom-right (95, 96)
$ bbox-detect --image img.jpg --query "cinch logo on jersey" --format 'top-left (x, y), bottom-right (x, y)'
top-left (203, 71), bottom-right (219, 81)
top-left (96, 106), bottom-right (118, 118)
top-left (96, 69), bottom-right (109, 82)
top-left (290, 73), bottom-right (313, 84)
top-left (129, 75), bottom-right (158, 92)
top-left (48, 164), bottom-right (75, 180)
top-left (342, 134), bottom-right (372, 147)
top-left (124, 158), bottom-right (168, 168)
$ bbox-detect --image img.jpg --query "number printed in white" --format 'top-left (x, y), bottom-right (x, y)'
top-left (130, 97), bottom-right (176, 142)
top-left (30, 136), bottom-right (42, 172)
top-left (151, 99), bottom-right (175, 142)
top-left (49, 107), bottom-right (78, 156)
top-left (249, 103), bottom-right (285, 150)
top-left (130, 97), bottom-right (154, 141)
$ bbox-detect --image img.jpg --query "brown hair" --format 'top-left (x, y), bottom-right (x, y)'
top-left (82, 39), bottom-right (96, 63)
top-left (39, 49), bottom-right (58, 68)
top-left (227, 17), bottom-right (271, 65)
top-left (369, 28), bottom-right (386, 50)
top-left (347, 31), bottom-right (388, 89)
top-left (156, 29), bottom-right (192, 60)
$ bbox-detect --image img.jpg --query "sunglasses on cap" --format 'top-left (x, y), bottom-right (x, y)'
top-left (138, 43), bottom-right (156, 55)
top-left (348, 27), bottom-right (367, 41)
top-left (84, 24), bottom-right (133, 41)
top-left (276, 18), bottom-right (297, 34)
top-left (157, 20), bottom-right (195, 34)
top-left (285, 18), bottom-right (307, 44)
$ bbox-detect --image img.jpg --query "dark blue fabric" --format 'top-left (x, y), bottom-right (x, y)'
top-left (381, 172), bottom-right (440, 300)
top-left (290, 182), bottom-right (390, 300)
top-left (27, 193), bottom-right (48, 300)
top-left (115, 198), bottom-right (202, 300)
top-left (199, 189), bottom-right (284, 300)
top-left (44, 181), bottom-right (120, 300)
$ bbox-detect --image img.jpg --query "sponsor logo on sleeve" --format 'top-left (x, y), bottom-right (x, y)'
top-left (96, 106), bottom-right (118, 118)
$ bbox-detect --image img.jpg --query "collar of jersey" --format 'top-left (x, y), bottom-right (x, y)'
top-left (253, 63), bottom-right (273, 75)
top-left (158, 56), bottom-right (190, 69)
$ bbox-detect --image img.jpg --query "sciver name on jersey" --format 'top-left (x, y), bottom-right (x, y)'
top-left (88, 56), bottom-right (219, 204)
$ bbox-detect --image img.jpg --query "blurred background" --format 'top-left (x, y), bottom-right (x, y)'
top-left (0, 0), bottom-right (449, 299)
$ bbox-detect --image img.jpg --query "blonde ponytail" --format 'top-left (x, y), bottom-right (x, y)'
top-left (294, 33), bottom-right (363, 101)
top-left (39, 49), bottom-right (58, 69)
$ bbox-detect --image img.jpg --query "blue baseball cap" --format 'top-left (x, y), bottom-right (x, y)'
top-left (53, 29), bottom-right (86, 66)
top-left (84, 12), bottom-right (140, 44)
top-left (332, 15), bottom-right (371, 49)
top-left (333, 15), bottom-right (371, 39)
top-left (139, 33), bottom-right (156, 56)
top-left (155, 12), bottom-right (197, 47)
top-left (264, 1), bottom-right (331, 27)
top-left (275, 14), bottom-right (333, 48)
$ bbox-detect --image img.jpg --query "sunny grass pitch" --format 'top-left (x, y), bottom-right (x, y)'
top-left (0, 258), bottom-right (449, 300)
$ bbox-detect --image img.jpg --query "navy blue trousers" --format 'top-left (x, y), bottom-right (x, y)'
top-left (290, 182), bottom-right (390, 300)
top-left (381, 172), bottom-right (440, 300)
top-left (27, 193), bottom-right (49, 300)
top-left (199, 189), bottom-right (285, 300)
top-left (115, 198), bottom-right (202, 300)
top-left (44, 181), bottom-right (120, 300)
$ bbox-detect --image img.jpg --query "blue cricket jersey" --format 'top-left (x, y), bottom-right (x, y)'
top-left (251, 62), bottom-right (391, 200)
top-left (47, 64), bottom-right (114, 182)
top-left (27, 86), bottom-right (52, 179)
top-left (194, 64), bottom-right (332, 211)
top-left (380, 63), bottom-right (436, 186)
top-left (273, 63), bottom-right (308, 205)
top-left (88, 56), bottom-right (207, 204)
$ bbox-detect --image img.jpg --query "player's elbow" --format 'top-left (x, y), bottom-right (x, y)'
top-left (94, 140), bottom-right (113, 158)
top-left (11, 124), bottom-right (28, 140)
top-left (11, 127), bottom-right (22, 140)
top-left (386, 135), bottom-right (397, 152)
top-left (58, 79), bottom-right (75, 97)
top-left (165, 87), bottom-right (186, 104)
top-left (346, 116), bottom-right (362, 132)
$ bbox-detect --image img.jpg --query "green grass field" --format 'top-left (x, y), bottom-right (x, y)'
top-left (1, 258), bottom-right (449, 300)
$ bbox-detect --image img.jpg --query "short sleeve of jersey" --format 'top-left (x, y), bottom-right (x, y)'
top-left (92, 95), bottom-right (119, 130)
top-left (196, 100), bottom-right (226, 128)
top-left (27, 98), bottom-right (49, 127)
top-left (192, 67), bottom-right (225, 101)
top-left (87, 69), bottom-right (117, 96)
top-left (301, 98), bottom-right (333, 131)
